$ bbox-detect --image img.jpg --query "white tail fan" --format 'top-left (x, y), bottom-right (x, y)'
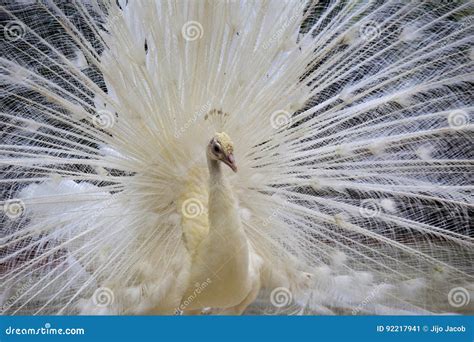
top-left (0, 0), bottom-right (473, 315)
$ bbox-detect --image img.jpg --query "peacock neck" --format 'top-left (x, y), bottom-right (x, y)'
top-left (182, 154), bottom-right (251, 309)
top-left (207, 156), bottom-right (224, 185)
top-left (206, 154), bottom-right (244, 239)
top-left (204, 153), bottom-right (250, 282)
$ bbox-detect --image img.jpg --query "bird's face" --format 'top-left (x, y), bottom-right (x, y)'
top-left (208, 132), bottom-right (237, 172)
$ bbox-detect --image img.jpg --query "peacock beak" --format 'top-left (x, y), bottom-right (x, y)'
top-left (224, 153), bottom-right (237, 173)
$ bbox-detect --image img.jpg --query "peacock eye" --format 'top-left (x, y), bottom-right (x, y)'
top-left (213, 144), bottom-right (221, 153)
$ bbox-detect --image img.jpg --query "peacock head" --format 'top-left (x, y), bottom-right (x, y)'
top-left (208, 132), bottom-right (237, 172)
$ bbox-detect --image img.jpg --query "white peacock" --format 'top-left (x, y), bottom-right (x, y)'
top-left (0, 0), bottom-right (473, 315)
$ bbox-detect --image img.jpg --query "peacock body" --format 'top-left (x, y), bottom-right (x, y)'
top-left (0, 0), bottom-right (473, 315)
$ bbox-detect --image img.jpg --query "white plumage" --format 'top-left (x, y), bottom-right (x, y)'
top-left (0, 0), bottom-right (473, 315)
